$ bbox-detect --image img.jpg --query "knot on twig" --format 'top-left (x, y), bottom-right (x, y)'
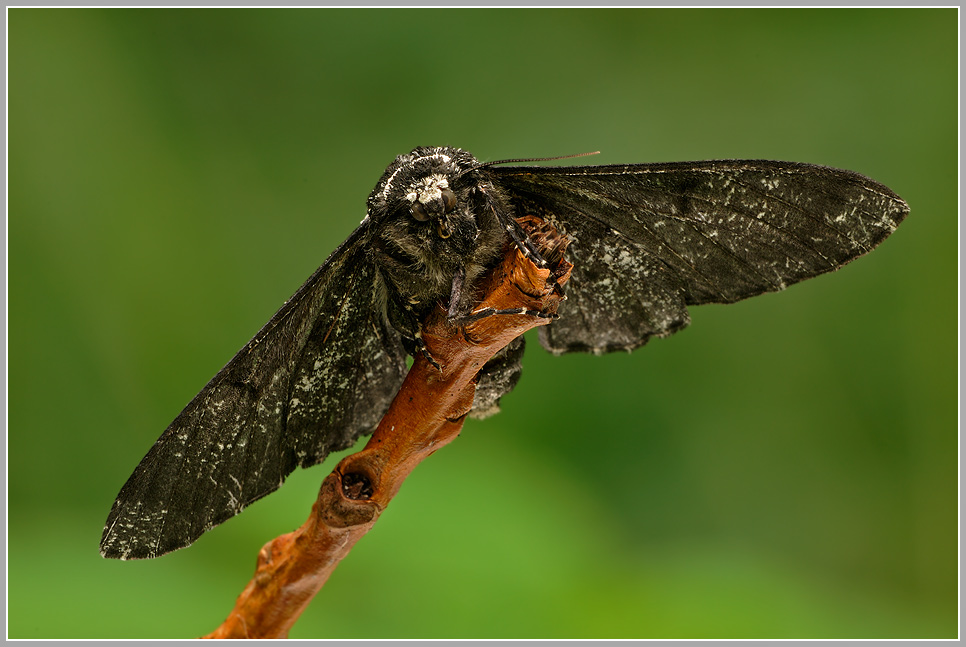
top-left (341, 471), bottom-right (374, 500)
top-left (317, 472), bottom-right (380, 528)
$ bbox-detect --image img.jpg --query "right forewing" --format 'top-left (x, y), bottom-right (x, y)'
top-left (495, 160), bottom-right (908, 354)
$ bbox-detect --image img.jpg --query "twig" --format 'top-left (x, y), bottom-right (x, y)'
top-left (204, 217), bottom-right (572, 639)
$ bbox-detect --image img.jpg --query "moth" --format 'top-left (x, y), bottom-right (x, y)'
top-left (101, 146), bottom-right (908, 560)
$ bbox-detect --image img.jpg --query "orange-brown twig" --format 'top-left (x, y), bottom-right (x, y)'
top-left (204, 219), bottom-right (571, 639)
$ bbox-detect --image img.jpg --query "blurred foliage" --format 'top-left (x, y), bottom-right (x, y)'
top-left (8, 7), bottom-right (957, 639)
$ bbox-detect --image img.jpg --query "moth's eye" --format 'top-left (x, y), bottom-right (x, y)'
top-left (441, 188), bottom-right (457, 214)
top-left (411, 202), bottom-right (430, 222)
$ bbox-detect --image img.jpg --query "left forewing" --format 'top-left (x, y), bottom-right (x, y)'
top-left (101, 225), bottom-right (407, 559)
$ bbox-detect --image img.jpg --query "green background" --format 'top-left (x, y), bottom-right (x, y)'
top-left (8, 8), bottom-right (957, 639)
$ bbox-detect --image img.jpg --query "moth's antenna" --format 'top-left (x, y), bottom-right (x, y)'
top-left (456, 151), bottom-right (601, 179)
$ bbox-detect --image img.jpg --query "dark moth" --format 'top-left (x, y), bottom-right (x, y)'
top-left (100, 146), bottom-right (908, 560)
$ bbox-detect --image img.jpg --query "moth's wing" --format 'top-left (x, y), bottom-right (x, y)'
top-left (494, 160), bottom-right (909, 354)
top-left (470, 336), bottom-right (526, 419)
top-left (100, 223), bottom-right (408, 560)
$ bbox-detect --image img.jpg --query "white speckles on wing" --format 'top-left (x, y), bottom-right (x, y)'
top-left (100, 227), bottom-right (407, 559)
top-left (499, 158), bottom-right (907, 355)
top-left (540, 226), bottom-right (690, 354)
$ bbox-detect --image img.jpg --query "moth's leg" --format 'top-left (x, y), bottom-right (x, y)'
top-left (376, 259), bottom-right (442, 371)
top-left (478, 184), bottom-right (547, 268)
top-left (400, 300), bottom-right (441, 371)
top-left (414, 336), bottom-right (441, 371)
top-left (447, 266), bottom-right (466, 320)
top-left (457, 306), bottom-right (559, 325)
top-left (445, 267), bottom-right (556, 326)
top-left (395, 309), bottom-right (441, 371)
top-left (441, 266), bottom-right (531, 416)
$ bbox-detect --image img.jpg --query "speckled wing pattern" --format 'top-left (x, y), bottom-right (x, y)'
top-left (100, 223), bottom-right (408, 559)
top-left (494, 160), bottom-right (909, 354)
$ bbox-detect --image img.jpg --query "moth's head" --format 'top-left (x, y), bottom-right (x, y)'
top-left (367, 146), bottom-right (483, 239)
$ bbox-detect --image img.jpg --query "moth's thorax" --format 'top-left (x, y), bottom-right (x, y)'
top-left (366, 146), bottom-right (507, 312)
top-left (406, 173), bottom-right (449, 204)
top-left (368, 147), bottom-right (479, 210)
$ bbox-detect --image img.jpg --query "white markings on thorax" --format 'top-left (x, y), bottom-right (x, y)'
top-left (405, 174), bottom-right (449, 204)
top-left (380, 152), bottom-right (453, 200)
